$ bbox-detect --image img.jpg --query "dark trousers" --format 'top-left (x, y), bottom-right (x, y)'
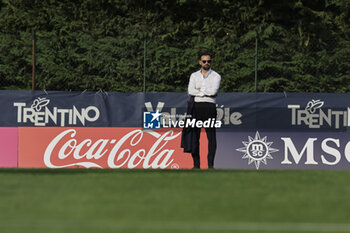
top-left (191, 102), bottom-right (217, 168)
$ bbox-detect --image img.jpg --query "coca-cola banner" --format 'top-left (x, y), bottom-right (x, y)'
top-left (0, 127), bottom-right (18, 167)
top-left (18, 127), bottom-right (211, 169)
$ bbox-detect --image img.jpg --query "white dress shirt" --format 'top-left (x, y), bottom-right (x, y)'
top-left (188, 69), bottom-right (221, 103)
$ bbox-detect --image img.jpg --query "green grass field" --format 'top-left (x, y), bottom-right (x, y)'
top-left (0, 169), bottom-right (350, 233)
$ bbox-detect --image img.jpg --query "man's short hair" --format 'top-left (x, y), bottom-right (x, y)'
top-left (198, 52), bottom-right (212, 60)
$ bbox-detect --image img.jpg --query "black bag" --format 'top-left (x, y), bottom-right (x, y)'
top-left (180, 96), bottom-right (195, 153)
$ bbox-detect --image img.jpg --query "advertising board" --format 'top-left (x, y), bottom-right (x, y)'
top-left (1, 90), bottom-right (349, 170)
top-left (18, 127), bottom-right (210, 169)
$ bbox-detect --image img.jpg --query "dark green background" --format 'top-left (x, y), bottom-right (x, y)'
top-left (0, 0), bottom-right (349, 92)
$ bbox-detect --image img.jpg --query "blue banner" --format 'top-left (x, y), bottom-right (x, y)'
top-left (1, 90), bottom-right (349, 130)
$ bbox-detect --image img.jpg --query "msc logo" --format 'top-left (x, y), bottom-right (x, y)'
top-left (236, 131), bottom-right (279, 170)
top-left (249, 142), bottom-right (267, 158)
top-left (143, 111), bottom-right (161, 129)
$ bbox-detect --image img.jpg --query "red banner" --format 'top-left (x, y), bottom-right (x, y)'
top-left (0, 127), bottom-right (18, 167)
top-left (18, 127), bottom-right (209, 169)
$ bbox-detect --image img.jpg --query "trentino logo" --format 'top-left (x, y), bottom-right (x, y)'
top-left (14, 97), bottom-right (100, 126)
top-left (31, 97), bottom-right (50, 111)
top-left (305, 99), bottom-right (324, 114)
top-left (143, 110), bottom-right (161, 129)
top-left (288, 99), bottom-right (350, 129)
top-left (236, 131), bottom-right (279, 170)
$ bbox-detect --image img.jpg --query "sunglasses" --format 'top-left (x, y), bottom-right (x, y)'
top-left (201, 60), bottom-right (211, 64)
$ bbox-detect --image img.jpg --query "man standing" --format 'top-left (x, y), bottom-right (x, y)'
top-left (188, 52), bottom-right (221, 169)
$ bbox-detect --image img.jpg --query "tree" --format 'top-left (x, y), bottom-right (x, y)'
top-left (0, 0), bottom-right (349, 92)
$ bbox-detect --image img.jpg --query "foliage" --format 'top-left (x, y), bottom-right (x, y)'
top-left (0, 0), bottom-right (349, 92)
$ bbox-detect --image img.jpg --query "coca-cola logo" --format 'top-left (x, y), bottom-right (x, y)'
top-left (44, 129), bottom-right (181, 169)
